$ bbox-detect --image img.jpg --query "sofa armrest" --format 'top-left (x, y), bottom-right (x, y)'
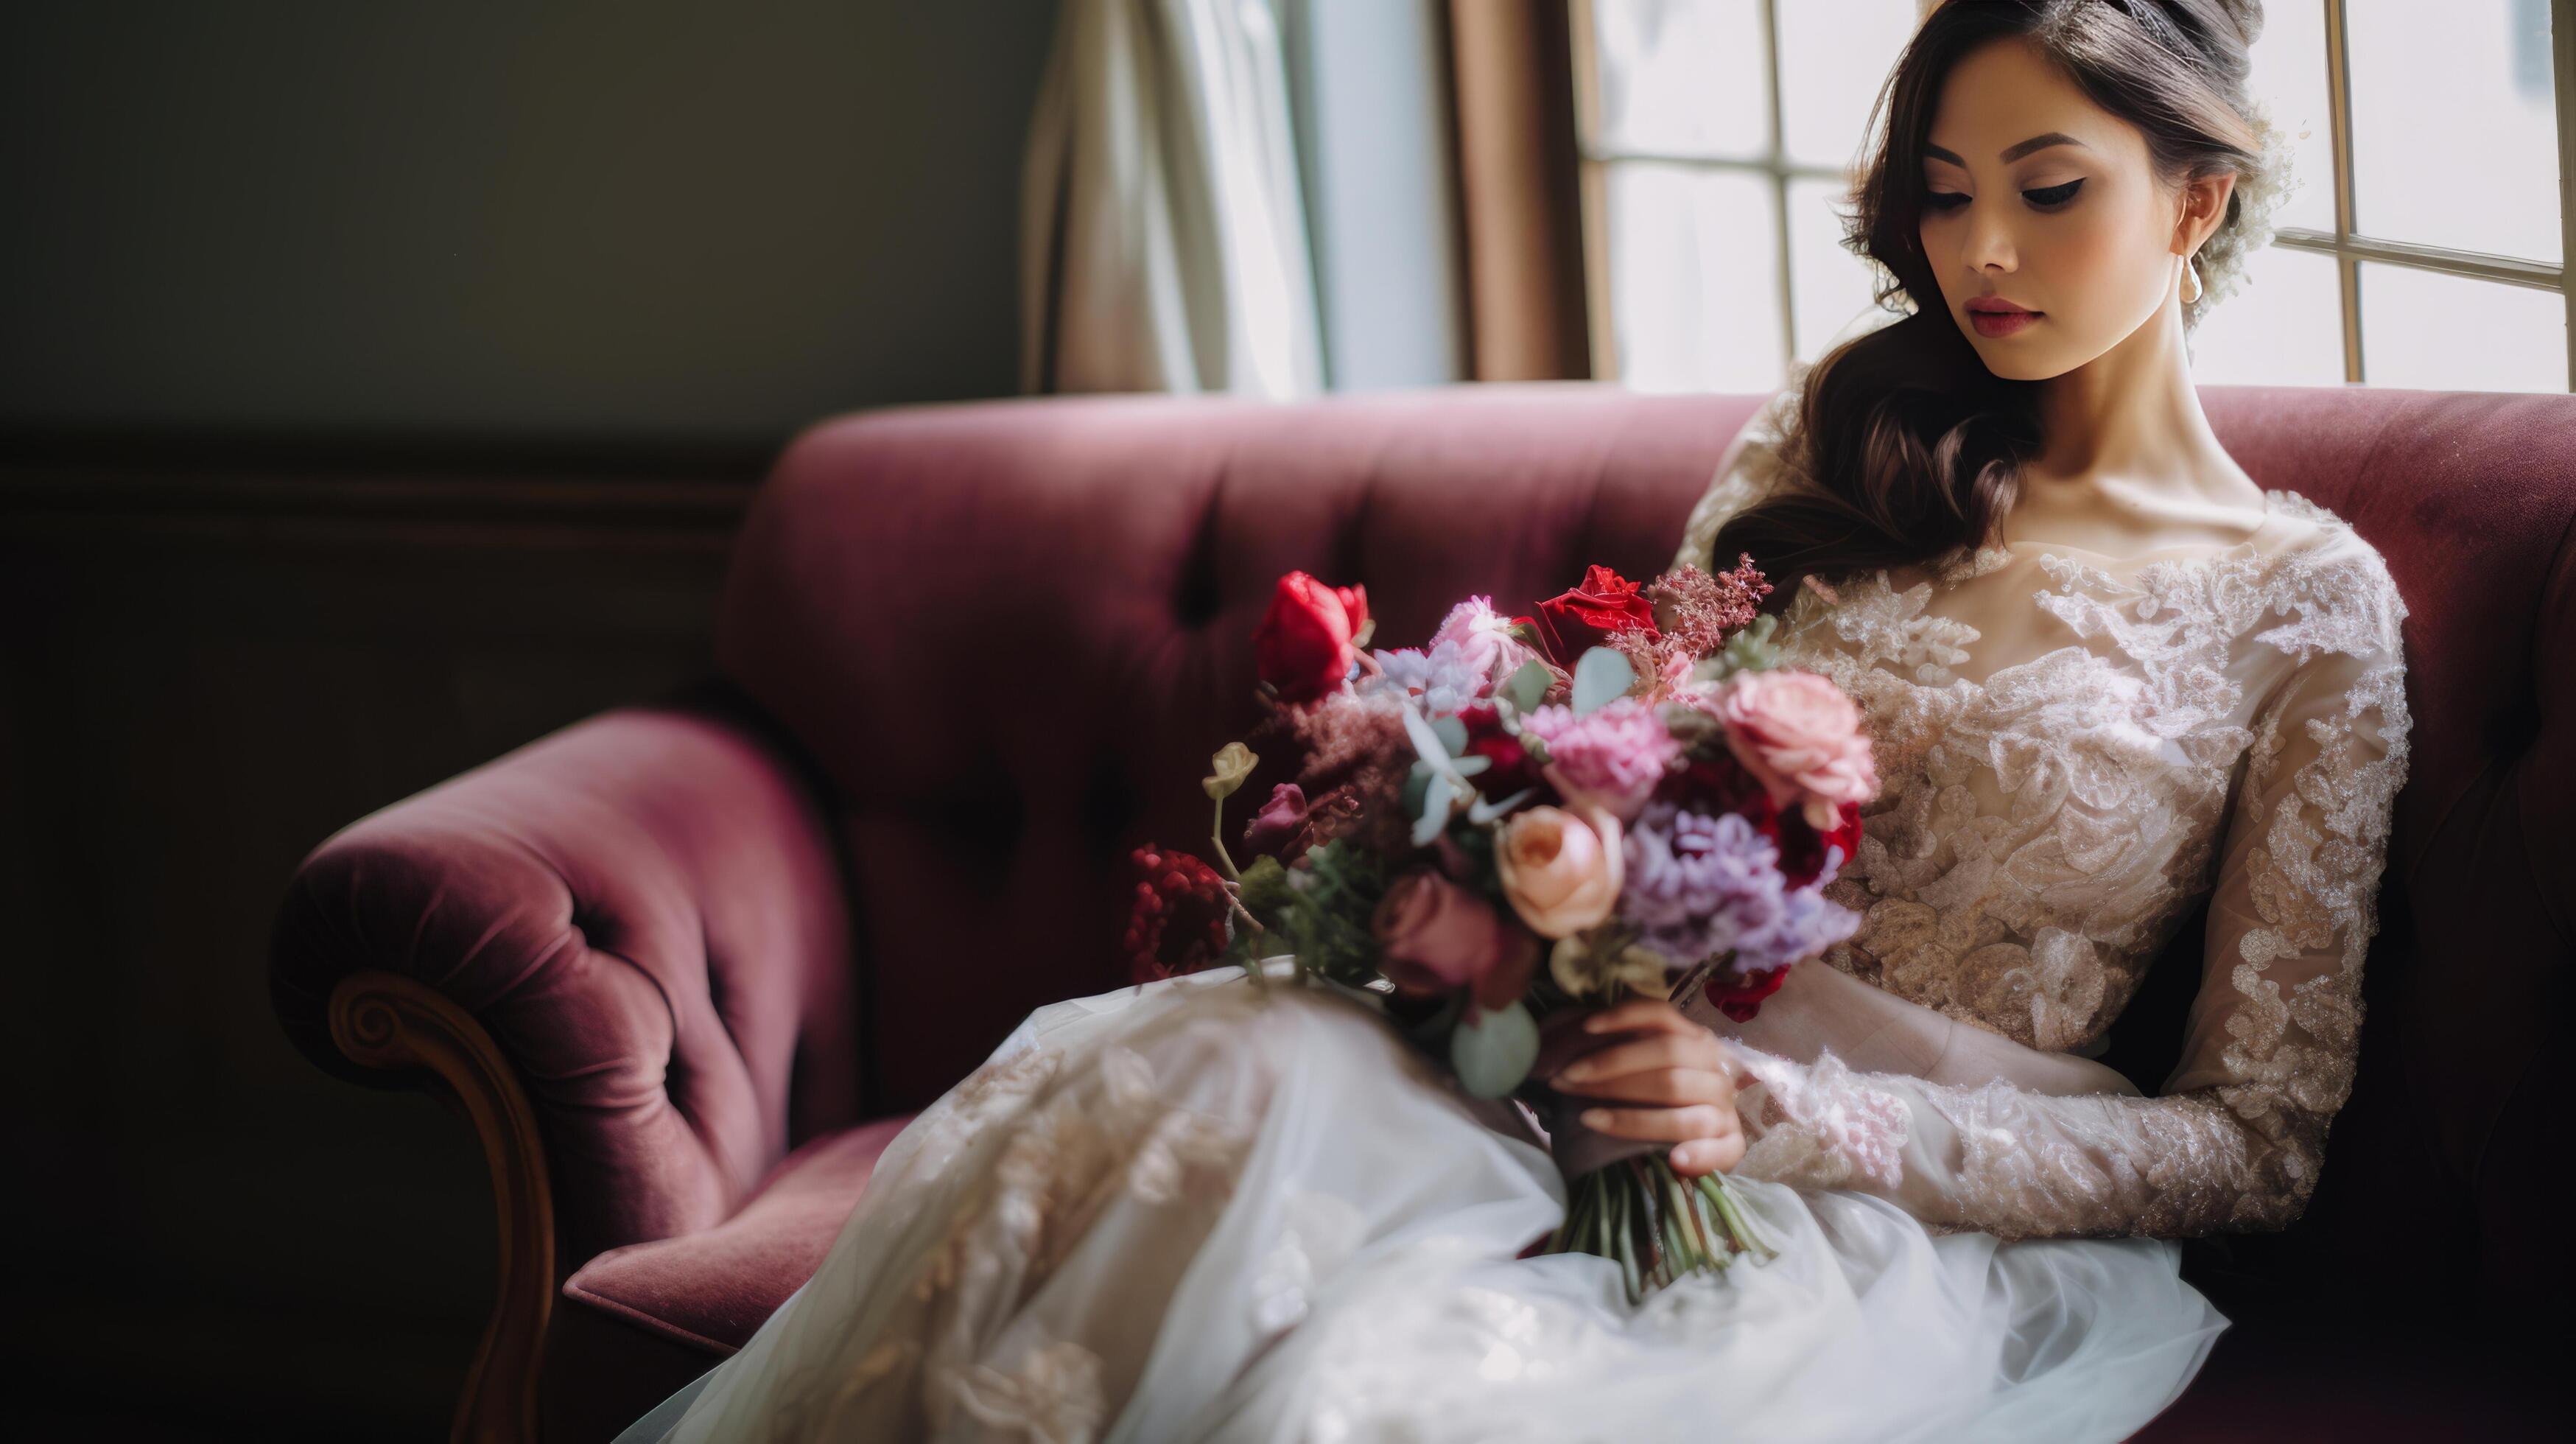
top-left (270, 683), bottom-right (860, 1441)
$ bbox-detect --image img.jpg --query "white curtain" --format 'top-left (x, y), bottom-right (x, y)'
top-left (1019, 0), bottom-right (1326, 399)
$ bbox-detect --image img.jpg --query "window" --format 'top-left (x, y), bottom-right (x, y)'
top-left (1573, 0), bottom-right (2576, 395)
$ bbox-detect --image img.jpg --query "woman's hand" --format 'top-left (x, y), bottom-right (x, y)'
top-left (1547, 997), bottom-right (1750, 1178)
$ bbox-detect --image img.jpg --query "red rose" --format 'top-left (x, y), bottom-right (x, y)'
top-left (1122, 844), bottom-right (1232, 984)
top-left (1535, 564), bottom-right (1660, 664)
top-left (1662, 752), bottom-right (1781, 840)
top-left (1454, 704), bottom-right (1558, 805)
top-left (1704, 963), bottom-right (1788, 1023)
top-left (1254, 572), bottom-right (1370, 704)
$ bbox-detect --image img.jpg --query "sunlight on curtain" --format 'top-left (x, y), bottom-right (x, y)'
top-left (1019, 0), bottom-right (1324, 399)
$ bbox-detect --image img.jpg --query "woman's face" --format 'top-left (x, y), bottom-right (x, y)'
top-left (1915, 37), bottom-right (2231, 380)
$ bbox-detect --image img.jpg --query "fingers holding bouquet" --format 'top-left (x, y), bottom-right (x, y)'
top-left (1551, 998), bottom-right (1752, 1178)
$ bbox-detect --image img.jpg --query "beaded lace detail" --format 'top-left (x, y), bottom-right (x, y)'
top-left (755, 988), bottom-right (1269, 1439)
top-left (1674, 397), bottom-right (2412, 1239)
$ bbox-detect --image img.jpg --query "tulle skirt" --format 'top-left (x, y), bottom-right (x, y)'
top-left (616, 964), bottom-right (2225, 1443)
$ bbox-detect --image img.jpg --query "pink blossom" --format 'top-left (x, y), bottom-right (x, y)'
top-left (1517, 698), bottom-right (1683, 824)
top-left (1428, 596), bottom-right (1540, 688)
top-left (1708, 669), bottom-right (1878, 829)
top-left (1243, 782), bottom-right (1310, 855)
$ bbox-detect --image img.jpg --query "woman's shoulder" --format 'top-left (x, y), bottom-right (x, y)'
top-left (2245, 488), bottom-right (2410, 667)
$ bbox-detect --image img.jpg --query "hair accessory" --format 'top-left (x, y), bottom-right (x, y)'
top-left (2182, 97), bottom-right (2296, 327)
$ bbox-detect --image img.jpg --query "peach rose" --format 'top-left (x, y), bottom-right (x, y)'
top-left (1710, 669), bottom-right (1878, 829)
top-left (1493, 805), bottom-right (1625, 939)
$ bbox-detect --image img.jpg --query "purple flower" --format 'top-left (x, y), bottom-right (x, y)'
top-left (1617, 802), bottom-right (1859, 975)
top-left (1730, 875), bottom-right (1861, 976)
top-left (1357, 639), bottom-right (1491, 715)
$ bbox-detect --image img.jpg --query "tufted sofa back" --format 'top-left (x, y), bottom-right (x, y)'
top-left (716, 382), bottom-right (2572, 1299)
top-left (715, 384), bottom-right (1741, 1110)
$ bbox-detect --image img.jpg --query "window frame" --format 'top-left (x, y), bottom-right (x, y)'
top-left (1569, 0), bottom-right (2576, 390)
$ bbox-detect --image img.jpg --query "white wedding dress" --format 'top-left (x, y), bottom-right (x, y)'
top-left (617, 388), bottom-right (2412, 1443)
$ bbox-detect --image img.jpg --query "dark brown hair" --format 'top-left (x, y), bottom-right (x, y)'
top-left (1708, 0), bottom-right (2273, 603)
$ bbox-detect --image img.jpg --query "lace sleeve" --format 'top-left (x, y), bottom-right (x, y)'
top-left (1721, 550), bottom-right (2412, 1241)
top-left (1670, 380), bottom-right (1802, 577)
top-left (2158, 548), bottom-right (2412, 1227)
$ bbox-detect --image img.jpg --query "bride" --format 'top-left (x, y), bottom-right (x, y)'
top-left (622, 2), bottom-right (2407, 1439)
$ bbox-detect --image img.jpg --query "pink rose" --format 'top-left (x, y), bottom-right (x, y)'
top-left (1710, 669), bottom-right (1878, 829)
top-left (1372, 870), bottom-right (1539, 1009)
top-left (1494, 805), bottom-right (1625, 939)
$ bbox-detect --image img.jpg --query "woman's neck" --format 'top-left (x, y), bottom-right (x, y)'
top-left (2010, 301), bottom-right (2267, 553)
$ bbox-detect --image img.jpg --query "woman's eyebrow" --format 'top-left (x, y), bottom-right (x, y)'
top-left (1923, 133), bottom-right (2091, 165)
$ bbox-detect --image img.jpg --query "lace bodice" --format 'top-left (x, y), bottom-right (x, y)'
top-left (1669, 388), bottom-right (2412, 1242)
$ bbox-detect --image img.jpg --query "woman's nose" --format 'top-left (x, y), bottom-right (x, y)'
top-left (1962, 208), bottom-right (2017, 273)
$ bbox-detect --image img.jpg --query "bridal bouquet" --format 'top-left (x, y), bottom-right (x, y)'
top-left (1120, 556), bottom-right (1878, 1301)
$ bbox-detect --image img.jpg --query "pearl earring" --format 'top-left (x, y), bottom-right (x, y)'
top-left (2180, 257), bottom-right (2203, 306)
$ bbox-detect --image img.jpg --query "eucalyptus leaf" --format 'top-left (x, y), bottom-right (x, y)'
top-left (1432, 714), bottom-right (1470, 757)
top-left (1572, 648), bottom-right (1636, 716)
top-left (1450, 999), bottom-right (1540, 1098)
top-left (1467, 787), bottom-right (1537, 824)
top-left (1448, 754), bottom-right (1492, 777)
top-left (1501, 659), bottom-right (1553, 714)
top-left (1400, 701), bottom-right (1452, 765)
top-left (1413, 772), bottom-right (1457, 847)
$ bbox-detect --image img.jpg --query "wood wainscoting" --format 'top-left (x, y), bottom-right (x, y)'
top-left (0, 438), bottom-right (759, 1440)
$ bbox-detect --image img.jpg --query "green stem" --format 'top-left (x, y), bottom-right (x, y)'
top-left (1632, 1158), bottom-right (1666, 1288)
top-left (1704, 1174), bottom-right (1775, 1264)
top-left (1210, 796), bottom-right (1241, 882)
top-left (1616, 1177), bottom-right (1644, 1303)
top-left (1590, 1177), bottom-right (1612, 1264)
top-left (1660, 1166), bottom-right (1704, 1274)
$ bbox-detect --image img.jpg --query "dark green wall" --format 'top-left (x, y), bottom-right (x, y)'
top-left (0, 6), bottom-right (1059, 1436)
top-left (0, 1), bottom-right (1059, 445)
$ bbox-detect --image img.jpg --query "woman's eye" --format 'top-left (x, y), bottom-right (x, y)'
top-left (1921, 178), bottom-right (2083, 214)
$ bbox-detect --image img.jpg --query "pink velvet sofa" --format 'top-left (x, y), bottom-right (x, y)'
top-left (271, 383), bottom-right (2569, 1442)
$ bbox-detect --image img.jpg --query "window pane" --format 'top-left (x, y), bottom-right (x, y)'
top-left (1788, 176), bottom-right (1891, 360)
top-left (1776, 0), bottom-right (1920, 170)
top-left (2187, 245), bottom-right (2345, 385)
top-left (1587, 0), bottom-right (1769, 161)
top-left (1604, 163), bottom-right (1784, 393)
top-left (2244, 0), bottom-right (2334, 234)
top-left (2349, 0), bottom-right (2561, 260)
top-left (2360, 263), bottom-right (2566, 392)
